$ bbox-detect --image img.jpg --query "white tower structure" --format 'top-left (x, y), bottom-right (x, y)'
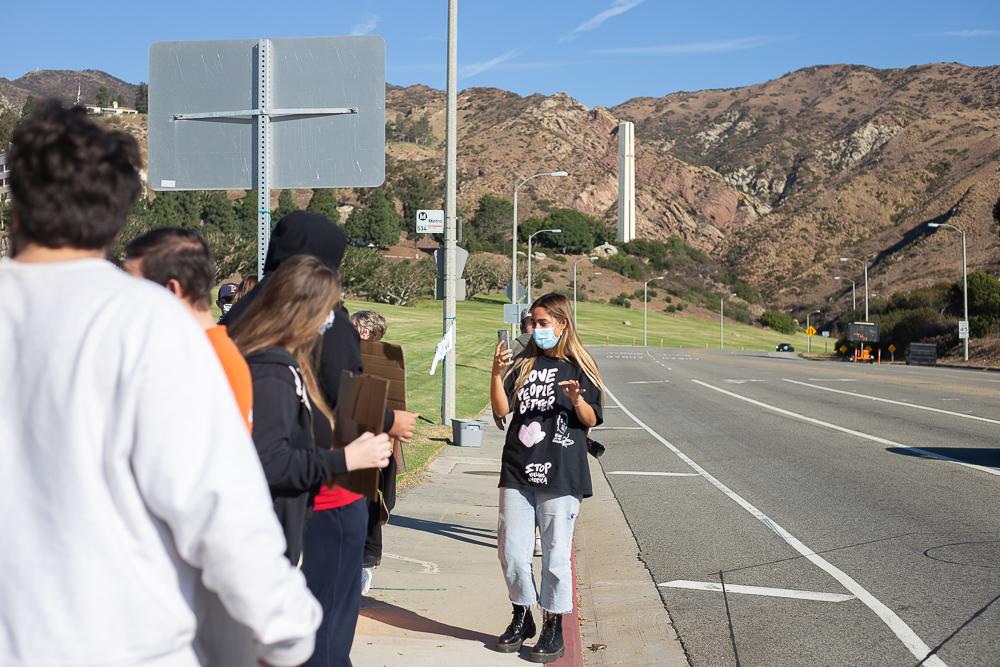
top-left (617, 121), bottom-right (636, 243)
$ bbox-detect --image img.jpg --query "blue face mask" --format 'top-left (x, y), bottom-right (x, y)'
top-left (533, 326), bottom-right (560, 350)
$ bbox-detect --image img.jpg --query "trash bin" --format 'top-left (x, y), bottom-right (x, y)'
top-left (452, 419), bottom-right (486, 447)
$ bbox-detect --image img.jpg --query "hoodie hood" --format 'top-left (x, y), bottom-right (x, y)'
top-left (263, 211), bottom-right (348, 274)
top-left (245, 347), bottom-right (298, 368)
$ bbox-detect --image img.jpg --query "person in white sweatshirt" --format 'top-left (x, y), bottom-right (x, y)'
top-left (0, 101), bottom-right (322, 666)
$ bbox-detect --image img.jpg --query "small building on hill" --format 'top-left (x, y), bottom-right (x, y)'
top-left (85, 101), bottom-right (138, 116)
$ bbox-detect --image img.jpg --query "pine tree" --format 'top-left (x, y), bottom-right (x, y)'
top-left (306, 189), bottom-right (340, 223)
top-left (21, 96), bottom-right (35, 118)
top-left (134, 83), bottom-right (148, 113)
top-left (95, 87), bottom-right (110, 107)
top-left (273, 189), bottom-right (298, 223)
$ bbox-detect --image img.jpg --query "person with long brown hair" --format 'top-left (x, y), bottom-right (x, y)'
top-left (489, 292), bottom-right (605, 663)
top-left (229, 254), bottom-right (392, 566)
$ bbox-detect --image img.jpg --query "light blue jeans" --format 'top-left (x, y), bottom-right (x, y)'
top-left (498, 487), bottom-right (582, 614)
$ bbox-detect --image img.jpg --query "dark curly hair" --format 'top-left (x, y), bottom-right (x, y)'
top-left (10, 100), bottom-right (142, 250)
top-left (125, 228), bottom-right (216, 310)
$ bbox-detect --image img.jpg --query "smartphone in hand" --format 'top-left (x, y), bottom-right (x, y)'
top-left (497, 329), bottom-right (509, 350)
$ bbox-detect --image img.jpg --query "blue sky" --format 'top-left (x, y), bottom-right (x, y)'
top-left (5, 0), bottom-right (999, 107)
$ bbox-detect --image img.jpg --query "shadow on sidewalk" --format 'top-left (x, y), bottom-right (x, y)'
top-left (360, 598), bottom-right (496, 649)
top-left (391, 514), bottom-right (497, 549)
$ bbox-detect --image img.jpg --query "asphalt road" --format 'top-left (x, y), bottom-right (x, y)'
top-left (590, 347), bottom-right (1000, 667)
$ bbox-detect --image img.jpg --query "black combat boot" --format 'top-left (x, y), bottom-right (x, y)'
top-left (495, 604), bottom-right (536, 653)
top-left (528, 612), bottom-right (564, 663)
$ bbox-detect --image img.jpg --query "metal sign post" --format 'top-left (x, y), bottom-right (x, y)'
top-left (149, 36), bottom-right (385, 277)
top-left (256, 40), bottom-right (272, 277)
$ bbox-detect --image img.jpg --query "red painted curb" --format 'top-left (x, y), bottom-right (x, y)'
top-left (552, 546), bottom-right (584, 667)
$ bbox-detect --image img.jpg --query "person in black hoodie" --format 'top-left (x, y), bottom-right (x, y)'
top-left (229, 255), bottom-right (392, 564)
top-left (225, 211), bottom-right (417, 667)
top-left (223, 211), bottom-right (417, 443)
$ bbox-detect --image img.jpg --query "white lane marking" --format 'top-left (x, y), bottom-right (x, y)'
top-left (591, 426), bottom-right (644, 431)
top-left (724, 379), bottom-right (766, 384)
top-left (628, 380), bottom-right (670, 384)
top-left (695, 380), bottom-right (1000, 479)
top-left (807, 378), bottom-right (857, 382)
top-left (608, 471), bottom-right (701, 477)
top-left (605, 386), bottom-right (947, 666)
top-left (383, 552), bottom-right (440, 574)
top-left (782, 378), bottom-right (1000, 426)
top-left (940, 398), bottom-right (959, 402)
top-left (659, 580), bottom-right (856, 603)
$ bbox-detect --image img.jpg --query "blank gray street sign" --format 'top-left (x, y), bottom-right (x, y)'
top-left (148, 36), bottom-right (385, 275)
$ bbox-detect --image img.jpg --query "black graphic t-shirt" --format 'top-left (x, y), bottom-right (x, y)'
top-left (500, 355), bottom-right (603, 498)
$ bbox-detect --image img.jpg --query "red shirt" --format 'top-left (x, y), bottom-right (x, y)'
top-left (313, 484), bottom-right (363, 511)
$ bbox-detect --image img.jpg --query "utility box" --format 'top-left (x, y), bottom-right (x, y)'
top-left (906, 342), bottom-right (937, 366)
top-left (451, 419), bottom-right (485, 447)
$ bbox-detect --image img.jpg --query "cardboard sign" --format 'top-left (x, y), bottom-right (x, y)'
top-left (330, 371), bottom-right (388, 500)
top-left (361, 340), bottom-right (408, 472)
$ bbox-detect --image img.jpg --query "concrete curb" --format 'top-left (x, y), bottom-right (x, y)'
top-left (573, 456), bottom-right (688, 666)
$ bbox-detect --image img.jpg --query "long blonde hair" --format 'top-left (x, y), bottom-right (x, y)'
top-left (507, 292), bottom-right (605, 407)
top-left (230, 255), bottom-right (340, 424)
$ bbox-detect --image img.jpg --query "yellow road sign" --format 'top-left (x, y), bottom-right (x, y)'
top-left (888, 344), bottom-right (896, 353)
top-left (805, 326), bottom-right (816, 336)
top-left (839, 345), bottom-right (848, 354)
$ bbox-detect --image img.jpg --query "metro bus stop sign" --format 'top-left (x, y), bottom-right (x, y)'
top-left (148, 36), bottom-right (385, 276)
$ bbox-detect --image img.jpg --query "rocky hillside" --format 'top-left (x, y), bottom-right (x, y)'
top-left (613, 63), bottom-right (1000, 308)
top-left (0, 70), bottom-right (137, 110)
top-left (4, 63), bottom-right (998, 313)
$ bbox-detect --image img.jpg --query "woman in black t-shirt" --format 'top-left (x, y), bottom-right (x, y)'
top-left (489, 292), bottom-right (604, 663)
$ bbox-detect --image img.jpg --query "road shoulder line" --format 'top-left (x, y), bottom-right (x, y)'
top-left (604, 386), bottom-right (946, 667)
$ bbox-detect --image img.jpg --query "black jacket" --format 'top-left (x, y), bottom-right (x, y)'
top-left (245, 347), bottom-right (347, 563)
top-left (223, 211), bottom-right (393, 435)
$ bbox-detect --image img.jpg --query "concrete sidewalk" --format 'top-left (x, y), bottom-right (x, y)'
top-left (351, 416), bottom-right (687, 666)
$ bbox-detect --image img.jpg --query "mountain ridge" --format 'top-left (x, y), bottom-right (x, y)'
top-left (2, 62), bottom-right (997, 314)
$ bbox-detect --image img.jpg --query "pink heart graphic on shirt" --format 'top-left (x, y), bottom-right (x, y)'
top-left (518, 422), bottom-right (546, 448)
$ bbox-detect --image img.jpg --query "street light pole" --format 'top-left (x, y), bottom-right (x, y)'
top-left (511, 171), bottom-right (567, 306)
top-left (573, 255), bottom-right (599, 323)
top-left (527, 228), bottom-right (561, 304)
top-left (806, 309), bottom-right (821, 354)
top-left (720, 293), bottom-right (737, 350)
top-left (441, 0), bottom-right (458, 424)
top-left (643, 275), bottom-right (665, 347)
top-left (835, 276), bottom-right (857, 312)
top-left (840, 257), bottom-right (869, 321)
top-left (929, 222), bottom-right (970, 361)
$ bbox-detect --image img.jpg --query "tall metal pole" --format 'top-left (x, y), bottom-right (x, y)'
top-left (573, 261), bottom-right (578, 323)
top-left (511, 184), bottom-right (519, 306)
top-left (720, 298), bottom-right (724, 350)
top-left (441, 0), bottom-right (457, 424)
top-left (863, 264), bottom-right (869, 322)
top-left (841, 257), bottom-right (868, 321)
top-left (807, 311), bottom-right (811, 354)
top-left (852, 281), bottom-right (856, 312)
top-left (256, 39), bottom-right (273, 279)
top-left (644, 281), bottom-right (648, 347)
top-left (962, 230), bottom-right (969, 361)
top-left (527, 234), bottom-right (534, 305)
